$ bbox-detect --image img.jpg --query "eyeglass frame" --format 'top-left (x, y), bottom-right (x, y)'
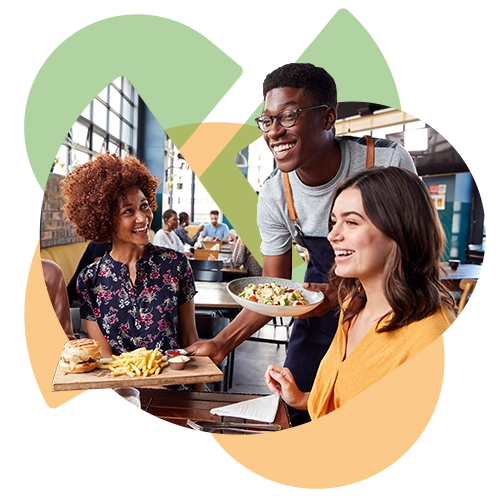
top-left (255, 104), bottom-right (329, 132)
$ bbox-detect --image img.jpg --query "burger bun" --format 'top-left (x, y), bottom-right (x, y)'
top-left (59, 338), bottom-right (101, 373)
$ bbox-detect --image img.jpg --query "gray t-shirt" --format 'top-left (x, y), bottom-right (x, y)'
top-left (258, 136), bottom-right (416, 256)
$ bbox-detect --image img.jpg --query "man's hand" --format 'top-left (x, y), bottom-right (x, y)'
top-left (296, 282), bottom-right (339, 318)
top-left (185, 338), bottom-right (225, 366)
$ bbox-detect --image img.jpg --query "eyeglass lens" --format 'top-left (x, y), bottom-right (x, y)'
top-left (256, 105), bottom-right (327, 132)
top-left (257, 109), bottom-right (298, 131)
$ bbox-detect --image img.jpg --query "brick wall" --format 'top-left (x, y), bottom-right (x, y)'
top-left (40, 173), bottom-right (84, 248)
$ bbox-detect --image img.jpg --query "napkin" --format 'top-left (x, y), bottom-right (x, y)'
top-left (211, 244), bottom-right (220, 251)
top-left (210, 393), bottom-right (280, 423)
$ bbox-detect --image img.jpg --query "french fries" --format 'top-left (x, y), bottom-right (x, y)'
top-left (100, 348), bottom-right (168, 377)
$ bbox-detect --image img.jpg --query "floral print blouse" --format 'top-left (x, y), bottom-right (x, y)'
top-left (77, 244), bottom-right (196, 355)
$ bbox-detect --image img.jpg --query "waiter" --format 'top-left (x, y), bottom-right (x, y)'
top-left (187, 63), bottom-right (416, 425)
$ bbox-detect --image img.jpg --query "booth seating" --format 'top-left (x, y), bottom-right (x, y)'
top-left (40, 241), bottom-right (88, 285)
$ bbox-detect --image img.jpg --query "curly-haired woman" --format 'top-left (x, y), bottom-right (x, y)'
top-left (61, 152), bottom-right (199, 359)
top-left (265, 167), bottom-right (456, 420)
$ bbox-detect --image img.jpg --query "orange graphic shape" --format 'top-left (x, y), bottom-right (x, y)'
top-left (213, 336), bottom-right (445, 488)
top-left (25, 244), bottom-right (83, 408)
top-left (178, 123), bottom-right (243, 176)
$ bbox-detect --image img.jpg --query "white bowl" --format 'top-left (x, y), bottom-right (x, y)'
top-left (227, 277), bottom-right (324, 317)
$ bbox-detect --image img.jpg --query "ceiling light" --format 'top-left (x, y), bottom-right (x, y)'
top-left (234, 152), bottom-right (248, 168)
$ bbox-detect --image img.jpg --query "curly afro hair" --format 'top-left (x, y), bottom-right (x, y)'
top-left (262, 63), bottom-right (337, 108)
top-left (61, 152), bottom-right (159, 243)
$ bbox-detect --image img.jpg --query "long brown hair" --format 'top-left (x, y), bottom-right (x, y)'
top-left (328, 167), bottom-right (454, 332)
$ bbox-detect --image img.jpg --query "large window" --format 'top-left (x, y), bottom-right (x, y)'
top-left (52, 77), bottom-right (139, 175)
top-left (161, 142), bottom-right (225, 225)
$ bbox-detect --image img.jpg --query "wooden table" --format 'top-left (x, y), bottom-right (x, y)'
top-left (440, 263), bottom-right (482, 290)
top-left (194, 281), bottom-right (241, 309)
top-left (222, 266), bottom-right (247, 281)
top-left (222, 265), bottom-right (247, 274)
top-left (139, 388), bottom-right (291, 432)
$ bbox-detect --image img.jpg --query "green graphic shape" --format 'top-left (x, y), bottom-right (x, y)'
top-left (237, 8), bottom-right (402, 132)
top-left (24, 14), bottom-right (242, 191)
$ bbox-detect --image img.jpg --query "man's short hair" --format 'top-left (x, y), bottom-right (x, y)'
top-left (263, 63), bottom-right (337, 108)
top-left (210, 210), bottom-right (219, 216)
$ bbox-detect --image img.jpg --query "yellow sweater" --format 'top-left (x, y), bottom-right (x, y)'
top-left (308, 306), bottom-right (455, 420)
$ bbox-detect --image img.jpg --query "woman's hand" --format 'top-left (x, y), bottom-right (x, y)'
top-left (265, 365), bottom-right (309, 410)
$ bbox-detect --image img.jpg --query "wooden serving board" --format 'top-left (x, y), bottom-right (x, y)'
top-left (52, 356), bottom-right (223, 392)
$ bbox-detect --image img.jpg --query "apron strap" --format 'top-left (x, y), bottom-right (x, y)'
top-left (284, 138), bottom-right (374, 225)
top-left (365, 135), bottom-right (374, 168)
top-left (283, 172), bottom-right (298, 222)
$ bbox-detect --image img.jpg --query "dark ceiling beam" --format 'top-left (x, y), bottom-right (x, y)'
top-left (416, 162), bottom-right (471, 177)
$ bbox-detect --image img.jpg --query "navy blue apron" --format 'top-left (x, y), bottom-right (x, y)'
top-left (281, 137), bottom-right (373, 425)
top-left (280, 171), bottom-right (337, 425)
top-left (284, 230), bottom-right (338, 425)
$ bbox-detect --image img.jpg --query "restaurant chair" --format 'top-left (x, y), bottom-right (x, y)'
top-left (190, 259), bottom-right (223, 271)
top-left (190, 258), bottom-right (224, 282)
top-left (193, 269), bottom-right (223, 282)
top-left (465, 244), bottom-right (484, 264)
top-left (456, 279), bottom-right (477, 316)
top-left (195, 315), bottom-right (233, 391)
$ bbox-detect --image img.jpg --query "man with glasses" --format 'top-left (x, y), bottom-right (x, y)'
top-left (187, 63), bottom-right (415, 425)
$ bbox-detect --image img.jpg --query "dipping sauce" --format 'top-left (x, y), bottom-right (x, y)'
top-left (168, 355), bottom-right (190, 370)
top-left (169, 355), bottom-right (190, 363)
top-left (167, 349), bottom-right (188, 357)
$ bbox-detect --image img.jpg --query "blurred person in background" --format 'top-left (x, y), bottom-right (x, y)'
top-left (223, 237), bottom-right (262, 277)
top-left (201, 209), bottom-right (230, 243)
top-left (42, 259), bottom-right (75, 341)
top-left (175, 211), bottom-right (204, 249)
top-left (154, 209), bottom-right (193, 258)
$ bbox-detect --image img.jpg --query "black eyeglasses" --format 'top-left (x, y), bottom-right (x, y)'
top-left (255, 104), bottom-right (328, 132)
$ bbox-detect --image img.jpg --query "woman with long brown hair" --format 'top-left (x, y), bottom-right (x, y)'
top-left (265, 167), bottom-right (455, 419)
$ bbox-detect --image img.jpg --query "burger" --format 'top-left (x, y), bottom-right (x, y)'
top-left (58, 338), bottom-right (101, 373)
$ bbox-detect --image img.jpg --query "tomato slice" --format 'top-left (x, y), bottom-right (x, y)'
top-left (248, 296), bottom-right (258, 302)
